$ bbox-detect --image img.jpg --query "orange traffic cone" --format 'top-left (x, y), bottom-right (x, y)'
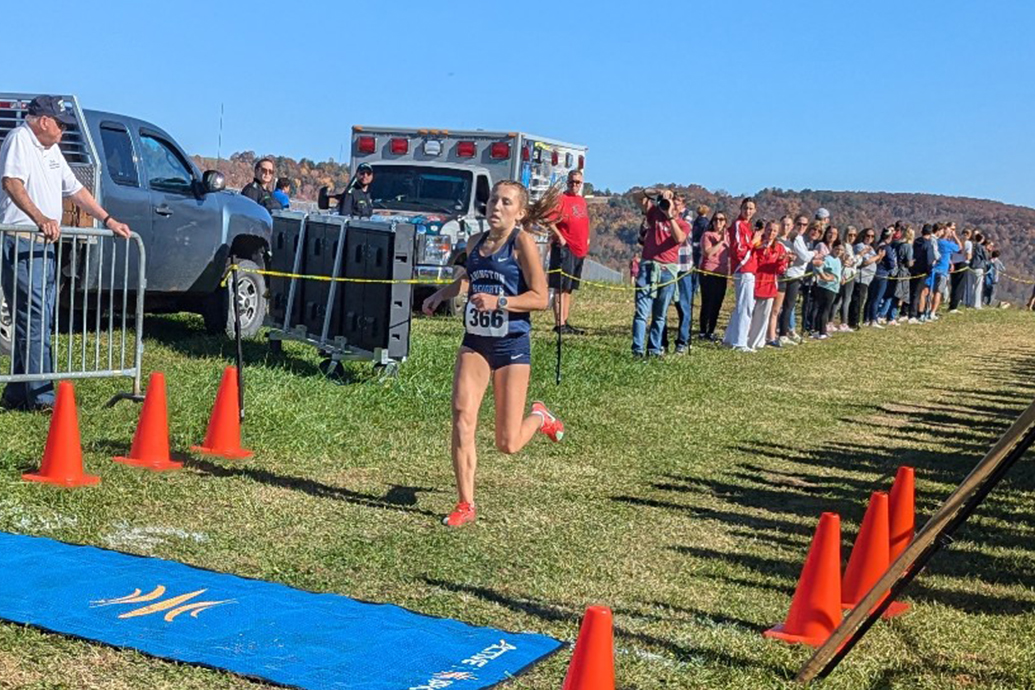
top-left (889, 466), bottom-right (915, 562)
top-left (114, 373), bottom-right (181, 471)
top-left (842, 491), bottom-right (909, 618)
top-left (191, 367), bottom-right (252, 459)
top-left (22, 381), bottom-right (100, 487)
top-left (562, 606), bottom-right (614, 690)
top-left (764, 512), bottom-right (842, 646)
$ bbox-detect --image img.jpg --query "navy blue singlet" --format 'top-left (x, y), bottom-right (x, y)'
top-left (465, 228), bottom-right (530, 336)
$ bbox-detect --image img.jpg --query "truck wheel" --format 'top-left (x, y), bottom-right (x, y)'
top-left (203, 258), bottom-right (267, 339)
top-left (0, 292), bottom-right (11, 356)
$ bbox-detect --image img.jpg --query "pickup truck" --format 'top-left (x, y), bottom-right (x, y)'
top-left (319, 126), bottom-right (587, 313)
top-left (0, 93), bottom-right (273, 352)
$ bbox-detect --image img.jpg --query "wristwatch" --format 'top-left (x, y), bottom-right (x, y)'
top-left (498, 295), bottom-right (509, 310)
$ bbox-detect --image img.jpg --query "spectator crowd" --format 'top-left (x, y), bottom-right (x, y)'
top-left (628, 191), bottom-right (1008, 356)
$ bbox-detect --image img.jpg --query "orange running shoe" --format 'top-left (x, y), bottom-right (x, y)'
top-left (443, 501), bottom-right (477, 527)
top-left (531, 401), bottom-right (565, 442)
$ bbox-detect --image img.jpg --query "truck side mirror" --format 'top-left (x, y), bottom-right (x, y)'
top-left (202, 170), bottom-right (225, 193)
top-left (476, 202), bottom-right (487, 216)
top-left (318, 186), bottom-right (332, 210)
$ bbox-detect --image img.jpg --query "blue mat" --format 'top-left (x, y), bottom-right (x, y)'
top-left (0, 533), bottom-right (562, 689)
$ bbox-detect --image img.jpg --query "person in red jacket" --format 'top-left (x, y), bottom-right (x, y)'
top-left (721, 198), bottom-right (760, 351)
top-left (747, 220), bottom-right (788, 350)
top-left (546, 170), bottom-right (590, 334)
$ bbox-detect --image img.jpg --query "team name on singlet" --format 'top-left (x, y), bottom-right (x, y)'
top-left (468, 269), bottom-right (506, 294)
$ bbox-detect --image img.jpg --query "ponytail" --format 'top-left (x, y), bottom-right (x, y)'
top-left (493, 180), bottom-right (562, 235)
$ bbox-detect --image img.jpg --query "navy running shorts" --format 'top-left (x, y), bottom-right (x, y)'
top-left (461, 332), bottom-right (532, 369)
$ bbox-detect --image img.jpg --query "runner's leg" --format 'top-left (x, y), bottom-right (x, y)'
top-left (492, 363), bottom-right (539, 454)
top-left (451, 348), bottom-right (492, 504)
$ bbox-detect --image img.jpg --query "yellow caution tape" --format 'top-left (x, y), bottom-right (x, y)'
top-left (221, 265), bottom-right (454, 288)
top-left (223, 263), bottom-right (1033, 296)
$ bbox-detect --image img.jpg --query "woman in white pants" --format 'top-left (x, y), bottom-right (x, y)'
top-left (722, 198), bottom-right (759, 351)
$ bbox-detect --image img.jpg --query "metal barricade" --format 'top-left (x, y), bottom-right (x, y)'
top-left (0, 224), bottom-right (146, 406)
top-left (265, 212), bottom-right (414, 378)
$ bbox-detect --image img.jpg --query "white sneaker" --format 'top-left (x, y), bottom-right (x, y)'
top-left (872, 322), bottom-right (885, 329)
top-left (888, 320), bottom-right (900, 326)
top-left (948, 309), bottom-right (960, 314)
top-left (780, 336), bottom-right (797, 346)
top-left (908, 318), bottom-right (919, 324)
top-left (877, 318), bottom-right (887, 325)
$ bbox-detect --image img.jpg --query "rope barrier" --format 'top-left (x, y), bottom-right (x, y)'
top-left (222, 262), bottom-right (1030, 294)
top-left (220, 265), bottom-right (453, 288)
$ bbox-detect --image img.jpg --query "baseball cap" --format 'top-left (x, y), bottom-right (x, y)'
top-left (815, 207), bottom-right (830, 220)
top-left (27, 96), bottom-right (76, 127)
top-left (356, 163), bottom-right (374, 174)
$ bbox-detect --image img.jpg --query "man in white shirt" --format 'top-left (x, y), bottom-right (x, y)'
top-left (1, 95), bottom-right (130, 410)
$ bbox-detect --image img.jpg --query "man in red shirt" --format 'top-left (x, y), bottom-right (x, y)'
top-left (630, 187), bottom-right (687, 356)
top-left (547, 170), bottom-right (590, 334)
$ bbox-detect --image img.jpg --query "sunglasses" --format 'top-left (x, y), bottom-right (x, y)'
top-left (259, 168), bottom-right (274, 175)
top-left (715, 217), bottom-right (727, 222)
top-left (569, 179), bottom-right (583, 184)
top-left (50, 116), bottom-right (67, 132)
top-left (358, 170), bottom-right (373, 175)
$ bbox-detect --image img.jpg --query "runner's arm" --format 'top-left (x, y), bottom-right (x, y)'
top-left (421, 238), bottom-right (474, 315)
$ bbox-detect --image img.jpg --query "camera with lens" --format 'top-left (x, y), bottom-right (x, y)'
top-left (655, 195), bottom-right (672, 215)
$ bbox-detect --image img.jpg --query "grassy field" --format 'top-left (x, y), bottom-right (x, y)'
top-left (1, 289), bottom-right (1033, 690)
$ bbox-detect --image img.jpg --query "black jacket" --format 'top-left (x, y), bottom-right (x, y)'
top-left (241, 180), bottom-right (282, 213)
top-left (337, 187), bottom-right (373, 218)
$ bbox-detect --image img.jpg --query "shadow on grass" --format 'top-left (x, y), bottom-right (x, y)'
top-left (88, 437), bottom-right (442, 517)
top-left (673, 545), bottom-right (1035, 615)
top-left (183, 456), bottom-right (442, 516)
top-left (142, 315), bottom-right (354, 381)
top-left (421, 577), bottom-right (791, 677)
top-left (614, 347), bottom-right (1035, 619)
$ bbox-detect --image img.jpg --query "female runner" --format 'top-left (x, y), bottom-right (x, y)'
top-left (422, 181), bottom-right (565, 527)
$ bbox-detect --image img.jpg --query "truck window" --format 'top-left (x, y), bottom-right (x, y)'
top-left (475, 175), bottom-right (490, 215)
top-left (140, 133), bottom-right (193, 193)
top-left (99, 124), bottom-right (138, 187)
top-left (369, 165), bottom-right (472, 215)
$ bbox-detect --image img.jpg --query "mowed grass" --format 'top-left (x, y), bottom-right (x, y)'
top-left (1, 288), bottom-right (1034, 690)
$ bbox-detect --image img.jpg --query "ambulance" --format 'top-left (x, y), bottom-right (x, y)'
top-left (323, 126), bottom-right (587, 312)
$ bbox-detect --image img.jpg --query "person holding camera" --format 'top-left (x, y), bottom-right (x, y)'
top-left (748, 220), bottom-right (788, 350)
top-left (631, 188), bottom-right (687, 357)
top-left (722, 198), bottom-right (760, 352)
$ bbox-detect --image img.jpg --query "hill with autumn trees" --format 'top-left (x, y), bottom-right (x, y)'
top-left (590, 186), bottom-right (1035, 302)
top-left (194, 151), bottom-right (1035, 302)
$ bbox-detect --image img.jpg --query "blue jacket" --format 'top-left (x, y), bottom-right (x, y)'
top-left (875, 242), bottom-right (898, 278)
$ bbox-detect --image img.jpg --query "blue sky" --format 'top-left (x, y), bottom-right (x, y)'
top-left (11, 1), bottom-right (1035, 206)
